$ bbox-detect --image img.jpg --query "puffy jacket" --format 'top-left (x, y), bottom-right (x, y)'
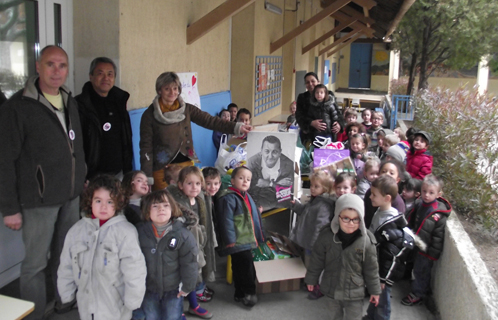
top-left (57, 216), bottom-right (146, 320)
top-left (307, 94), bottom-right (339, 140)
top-left (137, 220), bottom-right (198, 295)
top-left (305, 227), bottom-right (381, 300)
top-left (406, 149), bottom-right (433, 180)
top-left (406, 197), bottom-right (452, 260)
top-left (214, 188), bottom-right (264, 256)
top-left (289, 194), bottom-right (335, 251)
top-left (139, 96), bottom-right (241, 178)
top-left (0, 76), bottom-right (86, 216)
top-left (75, 82), bottom-right (132, 179)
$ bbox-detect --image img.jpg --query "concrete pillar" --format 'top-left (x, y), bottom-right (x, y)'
top-left (477, 55), bottom-right (490, 96)
top-left (388, 50), bottom-right (400, 95)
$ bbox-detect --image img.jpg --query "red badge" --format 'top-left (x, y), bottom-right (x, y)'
top-left (432, 213), bottom-right (440, 221)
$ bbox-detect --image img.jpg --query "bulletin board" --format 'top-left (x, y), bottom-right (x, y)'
top-left (254, 56), bottom-right (282, 116)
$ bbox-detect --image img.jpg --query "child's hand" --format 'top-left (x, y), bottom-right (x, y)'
top-left (307, 285), bottom-right (314, 292)
top-left (370, 294), bottom-right (380, 307)
top-left (381, 283), bottom-right (385, 290)
top-left (177, 291), bottom-right (188, 298)
top-left (240, 125), bottom-right (253, 134)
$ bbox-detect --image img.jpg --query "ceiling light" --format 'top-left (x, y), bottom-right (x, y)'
top-left (265, 1), bottom-right (283, 15)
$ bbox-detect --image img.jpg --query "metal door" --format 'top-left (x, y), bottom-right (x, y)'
top-left (348, 43), bottom-right (372, 89)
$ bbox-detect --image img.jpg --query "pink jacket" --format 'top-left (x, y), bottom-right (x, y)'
top-left (406, 149), bottom-right (433, 179)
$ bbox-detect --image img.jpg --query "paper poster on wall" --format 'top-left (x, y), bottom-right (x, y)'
top-left (258, 63), bottom-right (267, 92)
top-left (177, 72), bottom-right (201, 109)
top-left (246, 131), bottom-right (297, 211)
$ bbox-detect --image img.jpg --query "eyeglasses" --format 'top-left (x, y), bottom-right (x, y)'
top-left (339, 216), bottom-right (361, 224)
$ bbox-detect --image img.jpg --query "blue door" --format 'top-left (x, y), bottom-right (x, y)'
top-left (349, 43), bottom-right (372, 89)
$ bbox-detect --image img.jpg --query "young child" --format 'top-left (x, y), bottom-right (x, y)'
top-left (202, 167), bottom-right (222, 197)
top-left (406, 130), bottom-right (433, 180)
top-left (402, 174), bottom-right (452, 306)
top-left (122, 170), bottom-right (150, 225)
top-left (349, 133), bottom-right (370, 179)
top-left (364, 159), bottom-right (407, 229)
top-left (215, 167), bottom-right (264, 307)
top-left (356, 158), bottom-right (380, 199)
top-left (163, 164), bottom-right (183, 187)
top-left (340, 122), bottom-right (367, 146)
top-left (402, 178), bottom-right (422, 213)
top-left (394, 126), bottom-right (407, 142)
top-left (228, 103), bottom-right (238, 122)
top-left (289, 170), bottom-right (334, 264)
top-left (234, 108), bottom-right (252, 139)
top-left (385, 144), bottom-right (408, 163)
top-left (213, 108), bottom-right (231, 150)
top-left (337, 109), bottom-right (358, 141)
top-left (380, 134), bottom-right (401, 160)
top-left (286, 101), bottom-right (297, 127)
top-left (58, 175), bottom-right (146, 320)
top-left (366, 175), bottom-right (421, 320)
top-left (362, 109), bottom-right (373, 130)
top-left (367, 112), bottom-right (384, 154)
top-left (137, 190), bottom-right (199, 320)
top-left (305, 194), bottom-right (381, 319)
top-left (334, 172), bottom-right (357, 198)
top-left (308, 84), bottom-right (340, 141)
top-left (168, 166), bottom-right (215, 318)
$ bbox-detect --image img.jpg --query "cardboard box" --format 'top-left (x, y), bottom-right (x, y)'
top-left (254, 257), bottom-right (307, 294)
top-left (268, 231), bottom-right (301, 257)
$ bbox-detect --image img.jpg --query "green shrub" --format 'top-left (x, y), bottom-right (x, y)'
top-left (414, 86), bottom-right (498, 228)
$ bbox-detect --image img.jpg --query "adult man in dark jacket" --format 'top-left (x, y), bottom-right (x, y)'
top-left (76, 57), bottom-right (133, 180)
top-left (0, 45), bottom-right (86, 319)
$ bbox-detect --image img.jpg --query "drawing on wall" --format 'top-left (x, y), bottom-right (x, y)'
top-left (371, 50), bottom-right (390, 75)
top-left (177, 72), bottom-right (201, 109)
top-left (246, 131), bottom-right (297, 211)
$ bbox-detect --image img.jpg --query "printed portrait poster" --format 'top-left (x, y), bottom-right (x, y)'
top-left (246, 131), bottom-right (297, 211)
top-left (177, 72), bottom-right (201, 109)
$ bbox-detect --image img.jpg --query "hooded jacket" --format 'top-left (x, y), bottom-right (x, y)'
top-left (75, 82), bottom-right (132, 179)
top-left (305, 194), bottom-right (381, 300)
top-left (307, 94), bottom-right (340, 140)
top-left (57, 215), bottom-right (146, 320)
top-left (406, 197), bottom-right (452, 260)
top-left (139, 95), bottom-right (242, 179)
top-left (0, 76), bottom-right (86, 216)
top-left (289, 193), bottom-right (335, 250)
top-left (406, 148), bottom-right (433, 180)
top-left (137, 219), bottom-right (198, 295)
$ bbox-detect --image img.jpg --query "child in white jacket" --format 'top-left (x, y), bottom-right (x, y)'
top-left (57, 175), bottom-right (147, 320)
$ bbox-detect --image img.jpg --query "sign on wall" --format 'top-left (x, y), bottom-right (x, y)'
top-left (177, 72), bottom-right (201, 109)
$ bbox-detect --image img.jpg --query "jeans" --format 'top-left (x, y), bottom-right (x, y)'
top-left (142, 290), bottom-right (184, 320)
top-left (412, 254), bottom-right (434, 298)
top-left (195, 281), bottom-right (206, 295)
top-left (366, 285), bottom-right (392, 320)
top-left (20, 197), bottom-right (80, 320)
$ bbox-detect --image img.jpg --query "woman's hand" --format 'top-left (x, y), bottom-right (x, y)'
top-left (240, 125), bottom-right (253, 134)
top-left (331, 121), bottom-right (340, 134)
top-left (311, 119), bottom-right (327, 131)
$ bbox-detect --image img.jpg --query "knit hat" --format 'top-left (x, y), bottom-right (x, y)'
top-left (386, 144), bottom-right (407, 162)
top-left (415, 131), bottom-right (432, 145)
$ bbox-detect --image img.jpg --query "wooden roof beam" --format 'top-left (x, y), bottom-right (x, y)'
top-left (351, 0), bottom-right (377, 10)
top-left (332, 11), bottom-right (375, 37)
top-left (385, 0), bottom-right (416, 38)
top-left (318, 24), bottom-right (368, 55)
top-left (336, 5), bottom-right (375, 25)
top-left (270, 0), bottom-right (351, 53)
top-left (302, 17), bottom-right (357, 54)
top-left (327, 33), bottom-right (362, 57)
top-left (187, 0), bottom-right (255, 45)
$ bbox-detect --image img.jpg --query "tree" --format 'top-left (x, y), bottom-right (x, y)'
top-left (391, 0), bottom-right (498, 95)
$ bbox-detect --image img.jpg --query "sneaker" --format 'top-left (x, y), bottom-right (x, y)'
top-left (401, 293), bottom-right (422, 306)
top-left (204, 286), bottom-right (215, 296)
top-left (196, 292), bottom-right (212, 302)
top-left (242, 294), bottom-right (258, 307)
top-left (308, 285), bottom-right (324, 300)
top-left (188, 306), bottom-right (213, 319)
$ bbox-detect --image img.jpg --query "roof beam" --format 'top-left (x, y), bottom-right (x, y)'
top-left (336, 5), bottom-right (375, 25)
top-left (270, 0), bottom-right (351, 53)
top-left (332, 11), bottom-right (375, 37)
top-left (187, 0), bottom-right (255, 45)
top-left (302, 17), bottom-right (357, 54)
top-left (327, 33), bottom-right (362, 57)
top-left (385, 0), bottom-right (416, 38)
top-left (351, 0), bottom-right (377, 10)
top-left (318, 24), bottom-right (368, 56)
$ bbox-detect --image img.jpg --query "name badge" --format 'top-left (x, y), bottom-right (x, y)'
top-left (103, 122), bottom-right (111, 131)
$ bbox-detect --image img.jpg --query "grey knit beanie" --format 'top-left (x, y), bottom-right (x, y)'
top-left (331, 193), bottom-right (367, 238)
top-left (386, 145), bottom-right (406, 162)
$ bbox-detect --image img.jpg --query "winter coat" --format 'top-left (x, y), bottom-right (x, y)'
top-left (289, 194), bottom-right (335, 250)
top-left (356, 178), bottom-right (372, 199)
top-left (137, 220), bottom-right (198, 295)
top-left (57, 216), bottom-right (146, 320)
top-left (296, 90), bottom-right (344, 143)
top-left (305, 227), bottom-right (381, 300)
top-left (369, 208), bottom-right (421, 286)
top-left (364, 189), bottom-right (405, 229)
top-left (406, 149), bottom-right (433, 180)
top-left (167, 185), bottom-right (217, 282)
top-left (75, 82), bottom-right (132, 179)
top-left (139, 95), bottom-right (242, 179)
top-left (307, 94), bottom-right (340, 140)
top-left (214, 188), bottom-right (265, 256)
top-left (406, 197), bottom-right (452, 260)
top-left (0, 76), bottom-right (86, 217)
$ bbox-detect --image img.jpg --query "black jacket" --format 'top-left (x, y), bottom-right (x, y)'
top-left (0, 76), bottom-right (86, 216)
top-left (307, 94), bottom-right (339, 140)
top-left (406, 197), bottom-right (452, 260)
top-left (76, 82), bottom-right (132, 179)
top-left (137, 219), bottom-right (199, 294)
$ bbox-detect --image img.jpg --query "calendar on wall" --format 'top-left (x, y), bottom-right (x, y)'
top-left (254, 56), bottom-right (282, 116)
